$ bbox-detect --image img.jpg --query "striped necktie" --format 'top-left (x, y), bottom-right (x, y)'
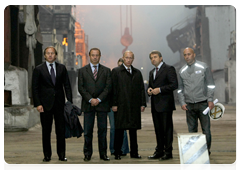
top-left (127, 68), bottom-right (130, 73)
top-left (93, 66), bottom-right (97, 80)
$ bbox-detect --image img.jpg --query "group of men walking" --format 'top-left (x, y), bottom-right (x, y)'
top-left (32, 46), bottom-right (215, 162)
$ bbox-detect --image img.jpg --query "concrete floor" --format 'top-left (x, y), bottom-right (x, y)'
top-left (4, 104), bottom-right (236, 167)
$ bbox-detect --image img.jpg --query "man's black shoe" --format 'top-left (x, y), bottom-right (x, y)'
top-left (159, 154), bottom-right (173, 160)
top-left (43, 157), bottom-right (51, 162)
top-left (84, 155), bottom-right (91, 161)
top-left (113, 152), bottom-right (127, 156)
top-left (148, 152), bottom-right (164, 159)
top-left (115, 155), bottom-right (121, 160)
top-left (130, 154), bottom-right (141, 159)
top-left (59, 157), bottom-right (67, 161)
top-left (100, 155), bottom-right (110, 161)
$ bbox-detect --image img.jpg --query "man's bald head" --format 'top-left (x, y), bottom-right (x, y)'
top-left (183, 47), bottom-right (195, 54)
top-left (183, 47), bottom-right (196, 65)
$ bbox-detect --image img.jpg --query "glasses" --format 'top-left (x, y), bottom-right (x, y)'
top-left (124, 57), bottom-right (133, 60)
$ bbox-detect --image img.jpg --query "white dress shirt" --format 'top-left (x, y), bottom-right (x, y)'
top-left (123, 63), bottom-right (132, 74)
top-left (90, 62), bottom-right (99, 73)
top-left (153, 62), bottom-right (163, 80)
top-left (46, 61), bottom-right (56, 75)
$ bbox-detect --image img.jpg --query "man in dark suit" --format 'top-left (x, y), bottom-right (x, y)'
top-left (78, 48), bottom-right (112, 161)
top-left (112, 50), bottom-right (146, 160)
top-left (32, 46), bottom-right (72, 162)
top-left (147, 50), bottom-right (178, 160)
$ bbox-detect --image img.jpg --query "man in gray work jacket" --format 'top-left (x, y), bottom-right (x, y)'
top-left (178, 47), bottom-right (215, 155)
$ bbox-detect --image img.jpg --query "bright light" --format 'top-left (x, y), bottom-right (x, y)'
top-left (62, 38), bottom-right (68, 46)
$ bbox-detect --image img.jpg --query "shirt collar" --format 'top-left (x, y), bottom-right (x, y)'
top-left (46, 61), bottom-right (56, 67)
top-left (90, 62), bottom-right (99, 68)
top-left (156, 62), bottom-right (163, 69)
top-left (123, 63), bottom-right (131, 70)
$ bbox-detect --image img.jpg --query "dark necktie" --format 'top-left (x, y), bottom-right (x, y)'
top-left (93, 66), bottom-right (97, 80)
top-left (50, 64), bottom-right (56, 85)
top-left (127, 68), bottom-right (130, 73)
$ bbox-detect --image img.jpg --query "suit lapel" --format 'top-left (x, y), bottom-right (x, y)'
top-left (86, 64), bottom-right (95, 81)
top-left (119, 64), bottom-right (127, 74)
top-left (149, 68), bottom-right (154, 86)
top-left (131, 65), bottom-right (137, 80)
top-left (55, 62), bottom-right (60, 85)
top-left (119, 64), bottom-right (131, 79)
top-left (155, 62), bottom-right (165, 80)
top-left (96, 64), bottom-right (103, 81)
top-left (150, 68), bottom-right (154, 81)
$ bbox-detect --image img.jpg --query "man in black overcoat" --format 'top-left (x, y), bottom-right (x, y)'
top-left (147, 50), bottom-right (178, 160)
top-left (32, 46), bottom-right (72, 162)
top-left (112, 50), bottom-right (146, 160)
top-left (78, 48), bottom-right (112, 161)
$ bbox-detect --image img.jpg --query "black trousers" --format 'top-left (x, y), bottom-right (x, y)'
top-left (83, 111), bottom-right (108, 157)
top-left (151, 107), bottom-right (173, 155)
top-left (40, 102), bottom-right (65, 159)
top-left (114, 129), bottom-right (138, 156)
